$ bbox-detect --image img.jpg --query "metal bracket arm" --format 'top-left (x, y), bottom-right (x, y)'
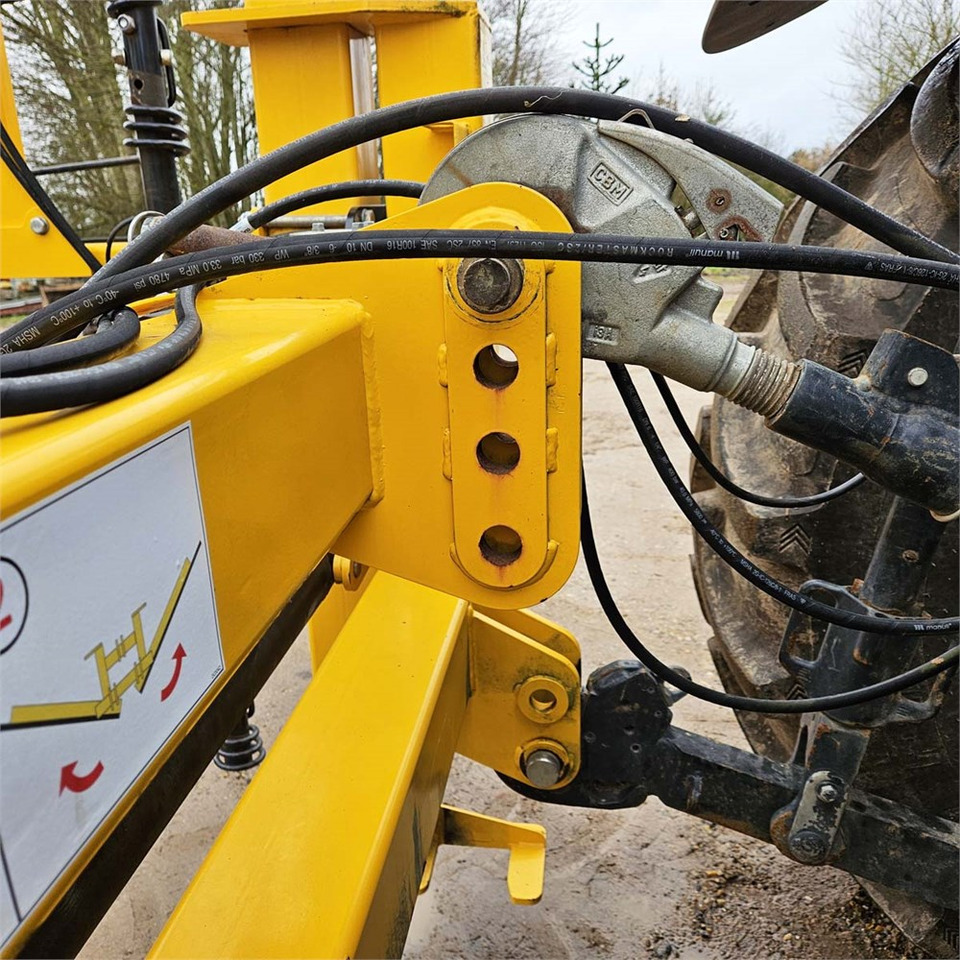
top-left (419, 804), bottom-right (546, 905)
top-left (456, 606), bottom-right (582, 788)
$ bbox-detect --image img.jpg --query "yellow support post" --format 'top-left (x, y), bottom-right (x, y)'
top-left (375, 6), bottom-right (487, 213)
top-left (246, 19), bottom-right (367, 205)
top-left (182, 0), bottom-right (488, 216)
top-left (150, 571), bottom-right (471, 959)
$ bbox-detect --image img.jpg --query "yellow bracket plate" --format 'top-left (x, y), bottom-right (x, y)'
top-left (458, 607), bottom-right (581, 787)
top-left (337, 183), bottom-right (582, 607)
top-left (419, 804), bottom-right (546, 906)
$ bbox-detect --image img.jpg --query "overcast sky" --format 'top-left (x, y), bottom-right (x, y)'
top-left (553, 0), bottom-right (870, 154)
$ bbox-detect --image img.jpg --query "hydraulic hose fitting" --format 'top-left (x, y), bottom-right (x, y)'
top-left (725, 347), bottom-right (801, 418)
top-left (734, 331), bottom-right (959, 516)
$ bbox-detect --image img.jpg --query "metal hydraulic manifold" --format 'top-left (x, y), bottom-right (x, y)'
top-left (422, 115), bottom-right (960, 516)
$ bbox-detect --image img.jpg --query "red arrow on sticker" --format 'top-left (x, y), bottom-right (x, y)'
top-left (60, 761), bottom-right (104, 795)
top-left (160, 643), bottom-right (187, 702)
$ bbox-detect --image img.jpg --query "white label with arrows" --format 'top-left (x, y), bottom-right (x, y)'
top-left (0, 424), bottom-right (223, 947)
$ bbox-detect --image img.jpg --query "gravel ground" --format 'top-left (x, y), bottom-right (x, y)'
top-left (82, 279), bottom-right (927, 960)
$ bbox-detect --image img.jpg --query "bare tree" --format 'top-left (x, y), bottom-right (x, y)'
top-left (486, 0), bottom-right (568, 86)
top-left (2, 0), bottom-right (256, 234)
top-left (572, 22), bottom-right (628, 94)
top-left (789, 142), bottom-right (837, 173)
top-left (837, 0), bottom-right (959, 120)
top-left (2, 3), bottom-right (141, 234)
top-left (164, 1), bottom-right (256, 222)
top-left (628, 63), bottom-right (798, 203)
top-left (638, 62), bottom-right (736, 127)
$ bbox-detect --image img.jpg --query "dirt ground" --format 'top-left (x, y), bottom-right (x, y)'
top-left (82, 280), bottom-right (926, 960)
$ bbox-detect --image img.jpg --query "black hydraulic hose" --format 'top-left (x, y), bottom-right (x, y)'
top-left (0, 308), bottom-right (140, 376)
top-left (3, 230), bottom-right (954, 624)
top-left (105, 215), bottom-right (136, 262)
top-left (2, 125), bottom-right (102, 273)
top-left (246, 179), bottom-right (425, 230)
top-left (606, 362), bottom-right (959, 636)
top-left (651, 371), bottom-right (866, 508)
top-left (48, 86), bottom-right (959, 292)
top-left (581, 470), bottom-right (960, 714)
top-left (0, 289), bottom-right (200, 417)
top-left (2, 230), bottom-right (956, 354)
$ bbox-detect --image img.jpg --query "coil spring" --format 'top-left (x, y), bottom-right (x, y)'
top-left (123, 103), bottom-right (190, 157)
top-left (213, 705), bottom-right (265, 772)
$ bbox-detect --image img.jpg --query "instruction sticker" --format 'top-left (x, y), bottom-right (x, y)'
top-left (0, 424), bottom-right (223, 947)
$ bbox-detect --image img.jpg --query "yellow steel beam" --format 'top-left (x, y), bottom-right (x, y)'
top-left (150, 571), bottom-right (471, 959)
top-left (182, 0), bottom-right (477, 46)
top-left (0, 297), bottom-right (373, 954)
top-left (1, 299), bottom-right (373, 647)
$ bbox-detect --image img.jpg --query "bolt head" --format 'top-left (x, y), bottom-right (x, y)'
top-left (524, 748), bottom-right (563, 788)
top-left (117, 14), bottom-right (137, 34)
top-left (29, 217), bottom-right (49, 236)
top-left (788, 828), bottom-right (828, 863)
top-left (907, 366), bottom-right (929, 387)
top-left (816, 782), bottom-right (840, 804)
top-left (457, 257), bottom-right (524, 315)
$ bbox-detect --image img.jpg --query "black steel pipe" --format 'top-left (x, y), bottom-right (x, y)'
top-left (107, 0), bottom-right (184, 213)
top-left (31, 155), bottom-right (140, 177)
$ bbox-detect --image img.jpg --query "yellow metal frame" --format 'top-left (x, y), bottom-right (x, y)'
top-left (1, 181), bottom-right (582, 955)
top-left (0, 4), bottom-right (588, 956)
top-left (183, 0), bottom-right (487, 215)
top-left (149, 572), bottom-right (579, 958)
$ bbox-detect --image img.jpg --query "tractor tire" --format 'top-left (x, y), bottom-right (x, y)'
top-left (689, 42), bottom-right (959, 957)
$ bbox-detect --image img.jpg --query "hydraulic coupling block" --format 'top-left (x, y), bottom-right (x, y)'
top-left (769, 330), bottom-right (960, 516)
